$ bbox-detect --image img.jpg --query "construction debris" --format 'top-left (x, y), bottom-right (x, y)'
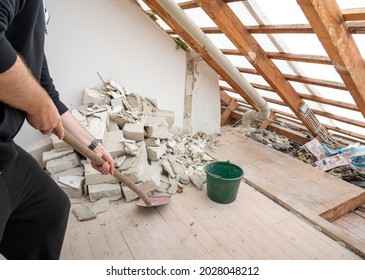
top-left (225, 124), bottom-right (365, 189)
top-left (39, 80), bottom-right (218, 207)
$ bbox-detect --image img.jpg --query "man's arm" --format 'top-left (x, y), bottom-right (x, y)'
top-left (61, 110), bottom-right (115, 175)
top-left (0, 54), bottom-right (64, 138)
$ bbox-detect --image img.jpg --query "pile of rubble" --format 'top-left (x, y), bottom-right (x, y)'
top-left (33, 80), bottom-right (218, 208)
top-left (223, 124), bottom-right (365, 188)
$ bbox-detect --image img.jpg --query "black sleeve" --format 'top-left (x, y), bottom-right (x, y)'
top-left (0, 0), bottom-right (23, 73)
top-left (40, 54), bottom-right (68, 115)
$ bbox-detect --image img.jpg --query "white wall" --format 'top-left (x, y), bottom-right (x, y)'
top-left (15, 0), bottom-right (186, 147)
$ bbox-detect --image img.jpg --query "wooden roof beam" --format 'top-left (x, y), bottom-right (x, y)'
top-left (342, 8), bottom-right (365, 21)
top-left (142, 0), bottom-right (259, 111)
top-left (298, 0), bottom-right (365, 119)
top-left (221, 84), bottom-right (359, 112)
top-left (196, 0), bottom-right (323, 136)
top-left (220, 89), bottom-right (239, 125)
top-left (221, 49), bottom-right (333, 65)
top-left (237, 67), bottom-right (347, 91)
top-left (166, 23), bottom-right (365, 35)
top-left (179, 0), bottom-right (243, 10)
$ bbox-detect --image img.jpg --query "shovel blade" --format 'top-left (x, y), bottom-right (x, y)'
top-left (136, 196), bottom-right (171, 207)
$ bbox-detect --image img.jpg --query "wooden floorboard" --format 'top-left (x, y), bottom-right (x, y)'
top-left (60, 183), bottom-right (361, 259)
top-left (334, 212), bottom-right (365, 243)
top-left (53, 131), bottom-right (364, 260)
top-left (2, 132), bottom-right (363, 260)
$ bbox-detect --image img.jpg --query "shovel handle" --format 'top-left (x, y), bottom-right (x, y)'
top-left (61, 130), bottom-right (152, 206)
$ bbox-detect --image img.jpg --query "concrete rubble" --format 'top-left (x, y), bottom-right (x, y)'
top-left (36, 80), bottom-right (219, 215)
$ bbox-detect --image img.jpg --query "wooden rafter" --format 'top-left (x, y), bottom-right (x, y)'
top-left (237, 67), bottom-right (347, 91)
top-left (298, 0), bottom-right (365, 119)
top-left (221, 84), bottom-right (359, 112)
top-left (142, 0), bottom-right (260, 111)
top-left (222, 86), bottom-right (365, 131)
top-left (167, 22), bottom-right (365, 35)
top-left (221, 49), bottom-right (333, 65)
top-left (178, 0), bottom-right (242, 10)
top-left (342, 8), bottom-right (365, 21)
top-left (195, 0), bottom-right (324, 136)
top-left (220, 89), bottom-right (238, 125)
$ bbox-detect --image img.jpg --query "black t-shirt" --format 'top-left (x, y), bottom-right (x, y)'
top-left (0, 0), bottom-right (67, 157)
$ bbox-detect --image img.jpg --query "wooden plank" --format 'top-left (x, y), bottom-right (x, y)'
top-left (167, 22), bottom-right (365, 35)
top-left (320, 192), bottom-right (365, 222)
top-left (195, 23), bottom-right (365, 34)
top-left (66, 208), bottom-right (94, 259)
top-left (222, 84), bottom-right (360, 112)
top-left (238, 67), bottom-right (347, 91)
top-left (220, 90), bottom-right (238, 125)
top-left (298, 0), bottom-right (365, 119)
top-left (82, 217), bottom-right (113, 259)
top-left (60, 227), bottom-right (73, 260)
top-left (94, 210), bottom-right (134, 259)
top-left (156, 198), bottom-right (213, 259)
top-left (221, 49), bottom-right (332, 65)
top-left (342, 8), bottom-right (365, 21)
top-left (208, 132), bottom-right (365, 214)
top-left (135, 205), bottom-right (193, 259)
top-left (239, 186), bottom-right (358, 259)
top-left (177, 188), bottom-right (255, 259)
top-left (259, 111), bottom-right (276, 129)
top-left (312, 109), bottom-right (365, 129)
top-left (164, 189), bottom-right (234, 259)
top-left (110, 201), bottom-right (154, 260)
top-left (334, 213), bottom-right (365, 242)
top-left (179, 0), bottom-right (242, 10)
top-left (206, 132), bottom-right (365, 258)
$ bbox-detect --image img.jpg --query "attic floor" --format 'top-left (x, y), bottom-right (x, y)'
top-left (59, 131), bottom-right (364, 260)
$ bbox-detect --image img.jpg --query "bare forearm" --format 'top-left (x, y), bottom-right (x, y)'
top-left (0, 55), bottom-right (63, 137)
top-left (61, 110), bottom-right (94, 146)
top-left (0, 55), bottom-right (52, 114)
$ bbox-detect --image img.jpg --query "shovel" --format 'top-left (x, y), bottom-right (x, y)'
top-left (61, 129), bottom-right (170, 207)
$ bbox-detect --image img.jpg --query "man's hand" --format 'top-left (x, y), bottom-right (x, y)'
top-left (26, 97), bottom-right (65, 139)
top-left (92, 144), bottom-right (115, 175)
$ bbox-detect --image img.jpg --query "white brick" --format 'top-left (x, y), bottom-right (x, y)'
top-left (84, 117), bottom-right (107, 144)
top-left (58, 176), bottom-right (85, 198)
top-left (104, 130), bottom-right (126, 158)
top-left (46, 153), bottom-right (80, 174)
top-left (145, 126), bottom-right (172, 139)
top-left (147, 143), bottom-right (167, 161)
top-left (148, 110), bottom-right (175, 127)
top-left (42, 148), bottom-right (74, 164)
top-left (123, 143), bottom-right (148, 183)
top-left (83, 87), bottom-right (111, 105)
top-left (88, 183), bottom-right (122, 202)
top-left (122, 123), bottom-right (145, 141)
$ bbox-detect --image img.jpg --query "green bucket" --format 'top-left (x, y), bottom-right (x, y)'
top-left (205, 161), bottom-right (244, 204)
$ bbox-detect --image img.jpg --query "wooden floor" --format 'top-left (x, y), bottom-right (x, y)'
top-left (60, 131), bottom-right (364, 260)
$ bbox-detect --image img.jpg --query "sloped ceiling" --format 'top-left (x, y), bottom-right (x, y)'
top-left (138, 0), bottom-right (365, 144)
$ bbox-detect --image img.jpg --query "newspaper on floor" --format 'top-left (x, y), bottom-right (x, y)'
top-left (304, 137), bottom-right (329, 160)
top-left (315, 152), bottom-right (351, 172)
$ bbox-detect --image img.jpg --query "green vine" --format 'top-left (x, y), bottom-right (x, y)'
top-left (173, 37), bottom-right (191, 52)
